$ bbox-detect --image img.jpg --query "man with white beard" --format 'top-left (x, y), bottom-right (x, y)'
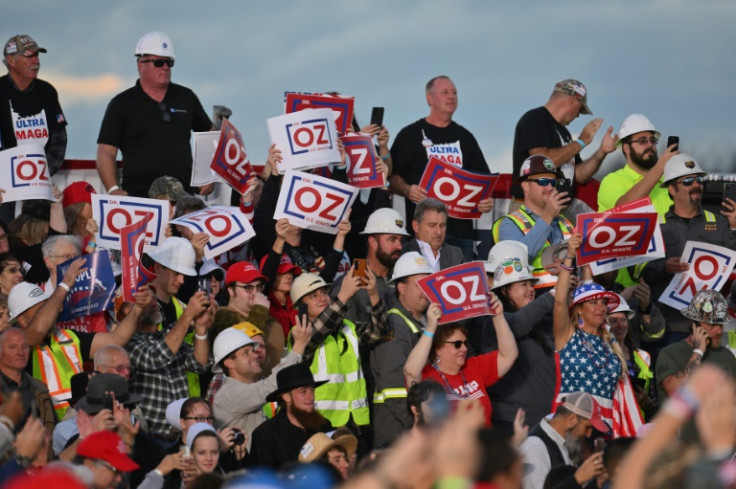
top-left (519, 391), bottom-right (608, 489)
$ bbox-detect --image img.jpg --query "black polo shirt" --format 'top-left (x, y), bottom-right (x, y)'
top-left (97, 80), bottom-right (211, 197)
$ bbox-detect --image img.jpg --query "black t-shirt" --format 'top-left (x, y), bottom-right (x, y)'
top-left (391, 118), bottom-right (490, 239)
top-left (97, 80), bottom-right (212, 197)
top-left (511, 106), bottom-right (581, 199)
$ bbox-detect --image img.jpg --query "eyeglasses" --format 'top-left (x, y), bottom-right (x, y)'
top-left (1, 266), bottom-right (24, 275)
top-left (139, 58), bottom-right (175, 68)
top-left (629, 137), bottom-right (659, 146)
top-left (158, 102), bottom-right (171, 123)
top-left (182, 416), bottom-right (215, 423)
top-left (94, 459), bottom-right (120, 475)
top-left (48, 254), bottom-right (76, 262)
top-left (528, 178), bottom-right (558, 188)
top-left (444, 340), bottom-right (469, 349)
top-left (677, 176), bottom-right (704, 187)
top-left (233, 283), bottom-right (266, 294)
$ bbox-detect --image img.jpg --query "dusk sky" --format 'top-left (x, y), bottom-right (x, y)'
top-left (5, 0), bottom-right (735, 178)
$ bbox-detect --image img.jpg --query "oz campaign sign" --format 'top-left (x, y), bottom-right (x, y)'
top-left (659, 241), bottom-right (736, 309)
top-left (588, 197), bottom-right (665, 275)
top-left (340, 132), bottom-right (386, 189)
top-left (576, 211), bottom-right (658, 266)
top-left (170, 206), bottom-right (255, 259)
top-left (92, 194), bottom-right (168, 251)
top-left (209, 119), bottom-right (253, 194)
top-left (121, 215), bottom-right (157, 302)
top-left (267, 108), bottom-right (340, 173)
top-left (274, 170), bottom-right (358, 235)
top-left (0, 145), bottom-right (54, 202)
top-left (56, 252), bottom-right (116, 321)
top-left (417, 261), bottom-right (493, 324)
top-left (285, 92), bottom-right (354, 134)
top-left (418, 157), bottom-right (496, 219)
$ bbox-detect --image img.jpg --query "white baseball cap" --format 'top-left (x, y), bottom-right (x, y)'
top-left (8, 282), bottom-right (50, 319)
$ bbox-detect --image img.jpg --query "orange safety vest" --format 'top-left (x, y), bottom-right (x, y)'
top-left (32, 329), bottom-right (83, 419)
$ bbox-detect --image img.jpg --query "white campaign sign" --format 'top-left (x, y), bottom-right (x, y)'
top-left (274, 170), bottom-right (358, 234)
top-left (92, 194), bottom-right (169, 251)
top-left (191, 131), bottom-right (227, 186)
top-left (588, 202), bottom-right (665, 275)
top-left (267, 108), bottom-right (341, 174)
top-left (658, 241), bottom-right (736, 309)
top-left (0, 145), bottom-right (54, 202)
top-left (170, 206), bottom-right (255, 259)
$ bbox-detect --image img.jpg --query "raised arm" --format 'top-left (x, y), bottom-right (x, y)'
top-left (489, 293), bottom-right (518, 377)
top-left (404, 303), bottom-right (440, 387)
top-left (613, 144), bottom-right (677, 207)
top-left (89, 285), bottom-right (153, 358)
top-left (553, 234), bottom-right (580, 351)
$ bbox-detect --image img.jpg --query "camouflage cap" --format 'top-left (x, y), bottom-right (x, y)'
top-left (4, 35), bottom-right (47, 57)
top-left (553, 79), bottom-right (592, 115)
top-left (148, 176), bottom-right (190, 202)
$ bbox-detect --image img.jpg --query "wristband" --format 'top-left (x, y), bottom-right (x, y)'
top-left (194, 333), bottom-right (209, 341)
top-left (154, 468), bottom-right (164, 477)
top-left (422, 330), bottom-right (434, 339)
top-left (0, 415), bottom-right (15, 432)
top-left (380, 153), bottom-right (391, 160)
top-left (88, 241), bottom-right (97, 249)
top-left (58, 282), bottom-right (71, 293)
top-left (559, 263), bottom-right (575, 272)
top-left (107, 185), bottom-right (120, 193)
top-left (692, 348), bottom-right (704, 357)
top-left (575, 138), bottom-right (586, 150)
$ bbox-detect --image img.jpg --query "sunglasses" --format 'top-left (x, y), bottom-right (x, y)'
top-left (233, 283), bottom-right (266, 294)
top-left (1, 266), bottom-right (24, 275)
top-left (95, 459), bottom-right (120, 475)
top-left (444, 340), bottom-right (469, 349)
top-left (528, 178), bottom-right (558, 187)
top-left (140, 58), bottom-right (175, 68)
top-left (677, 176), bottom-right (704, 187)
top-left (158, 102), bottom-right (171, 123)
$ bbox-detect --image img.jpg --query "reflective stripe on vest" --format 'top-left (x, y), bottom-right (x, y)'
top-left (728, 331), bottom-right (736, 350)
top-left (374, 308), bottom-right (419, 404)
top-left (309, 319), bottom-right (370, 426)
top-left (32, 329), bottom-right (83, 419)
top-left (492, 206), bottom-right (573, 288)
top-left (659, 209), bottom-right (716, 224)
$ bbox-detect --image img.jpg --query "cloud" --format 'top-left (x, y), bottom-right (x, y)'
top-left (43, 72), bottom-right (132, 106)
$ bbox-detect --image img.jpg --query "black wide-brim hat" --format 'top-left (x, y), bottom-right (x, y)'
top-left (266, 363), bottom-right (328, 403)
top-left (75, 373), bottom-right (142, 414)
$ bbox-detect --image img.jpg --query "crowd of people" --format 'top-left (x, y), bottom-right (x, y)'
top-left (0, 29), bottom-right (735, 489)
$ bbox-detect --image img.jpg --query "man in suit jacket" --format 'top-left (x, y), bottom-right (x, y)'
top-left (402, 198), bottom-right (463, 272)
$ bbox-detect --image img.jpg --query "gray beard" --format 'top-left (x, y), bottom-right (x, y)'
top-left (564, 430), bottom-right (583, 465)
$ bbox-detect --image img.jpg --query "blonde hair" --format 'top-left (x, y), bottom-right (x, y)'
top-left (9, 215), bottom-right (49, 246)
top-left (570, 305), bottom-right (627, 381)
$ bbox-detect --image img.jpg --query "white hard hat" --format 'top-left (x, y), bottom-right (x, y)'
top-left (486, 241), bottom-right (529, 274)
top-left (360, 208), bottom-right (410, 236)
top-left (290, 273), bottom-right (329, 304)
top-left (8, 282), bottom-right (50, 319)
top-left (147, 237), bottom-right (196, 276)
top-left (491, 260), bottom-right (538, 290)
top-left (135, 31), bottom-right (176, 58)
top-left (617, 114), bottom-right (660, 146)
top-left (608, 294), bottom-right (635, 320)
top-left (661, 154), bottom-right (706, 186)
top-left (390, 252), bottom-right (433, 282)
top-left (212, 328), bottom-right (256, 373)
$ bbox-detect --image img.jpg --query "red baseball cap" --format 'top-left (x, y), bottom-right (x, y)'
top-left (62, 181), bottom-right (97, 207)
top-left (225, 261), bottom-right (267, 285)
top-left (76, 430), bottom-right (140, 472)
top-left (259, 253), bottom-right (301, 276)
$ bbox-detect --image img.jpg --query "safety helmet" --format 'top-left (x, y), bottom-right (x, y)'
top-left (390, 252), bottom-right (433, 282)
top-left (8, 282), bottom-right (50, 319)
top-left (135, 31), bottom-right (176, 58)
top-left (608, 294), bottom-right (635, 320)
top-left (681, 290), bottom-right (728, 325)
top-left (147, 237), bottom-right (196, 276)
top-left (486, 241), bottom-right (529, 274)
top-left (360, 208), bottom-right (410, 236)
top-left (290, 273), bottom-right (329, 305)
top-left (491, 260), bottom-right (538, 290)
top-left (661, 154), bottom-right (707, 186)
top-left (212, 327), bottom-right (256, 373)
top-left (617, 114), bottom-right (660, 147)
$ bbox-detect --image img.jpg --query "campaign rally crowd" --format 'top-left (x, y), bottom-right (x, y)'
top-left (1, 30), bottom-right (736, 489)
